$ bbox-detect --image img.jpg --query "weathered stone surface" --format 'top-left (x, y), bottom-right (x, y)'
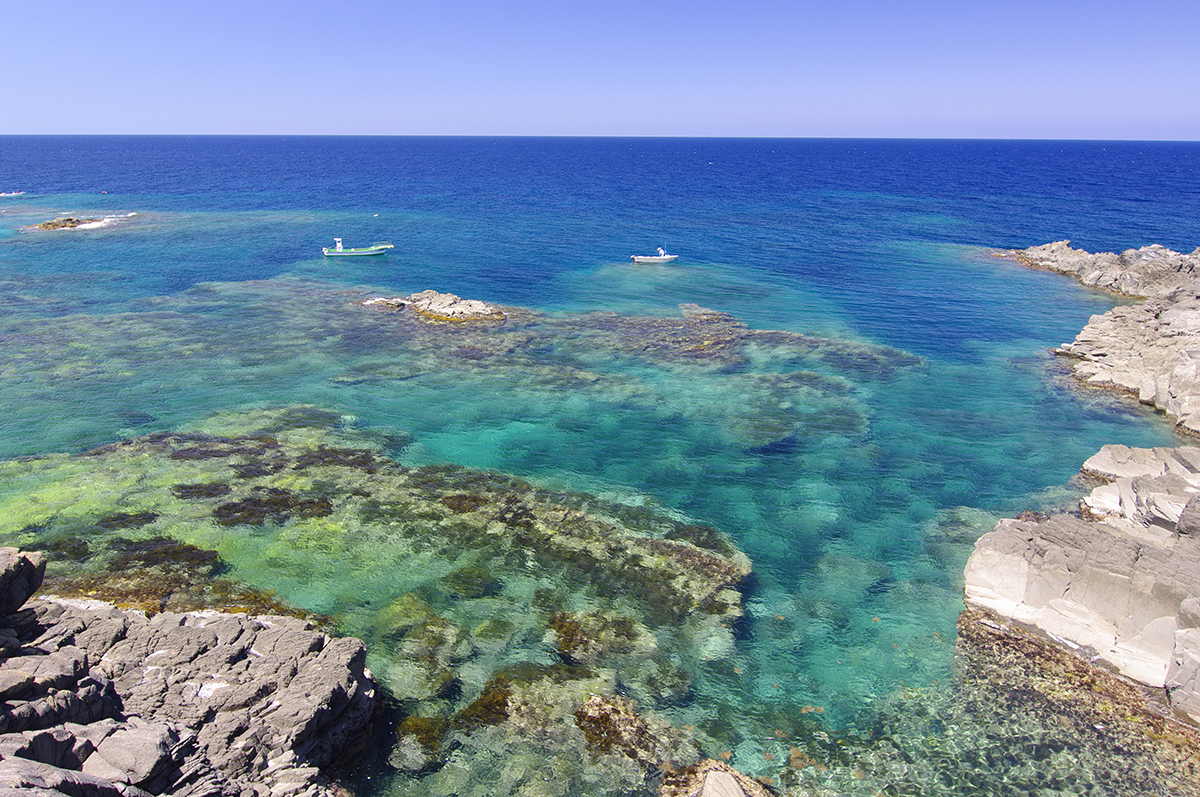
top-left (1008, 241), bottom-right (1200, 433)
top-left (362, 290), bottom-right (507, 322)
top-left (970, 243), bottom-right (1200, 724)
top-left (657, 759), bottom-right (777, 797)
top-left (1013, 240), bottom-right (1200, 299)
top-left (0, 548), bottom-right (45, 614)
top-left (965, 445), bottom-right (1200, 720)
top-left (0, 551), bottom-right (376, 797)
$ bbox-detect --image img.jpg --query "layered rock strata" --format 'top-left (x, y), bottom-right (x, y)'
top-left (968, 239), bottom-right (1200, 723)
top-left (1012, 240), bottom-right (1200, 433)
top-left (0, 547), bottom-right (376, 797)
top-left (964, 445), bottom-right (1200, 720)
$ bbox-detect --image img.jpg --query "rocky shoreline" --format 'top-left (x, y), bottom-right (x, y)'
top-left (0, 547), bottom-right (376, 797)
top-left (1013, 240), bottom-right (1200, 434)
top-left (966, 241), bottom-right (1200, 732)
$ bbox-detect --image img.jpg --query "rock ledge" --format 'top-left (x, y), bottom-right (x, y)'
top-left (0, 547), bottom-right (376, 797)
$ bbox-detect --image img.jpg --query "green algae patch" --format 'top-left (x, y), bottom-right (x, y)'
top-left (0, 404), bottom-right (754, 796)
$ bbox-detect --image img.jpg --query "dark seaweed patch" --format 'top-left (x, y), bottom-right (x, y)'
top-left (664, 523), bottom-right (737, 557)
top-left (232, 461), bottom-right (288, 479)
top-left (95, 511), bottom-right (159, 530)
top-left (171, 482), bottom-right (234, 499)
top-left (213, 487), bottom-right (334, 526)
top-left (30, 536), bottom-right (91, 562)
top-left (293, 446), bottom-right (378, 472)
top-left (110, 535), bottom-right (223, 574)
top-left (440, 493), bottom-right (489, 514)
top-left (439, 566), bottom-right (501, 599)
top-left (496, 495), bottom-right (535, 528)
top-left (454, 677), bottom-right (511, 731)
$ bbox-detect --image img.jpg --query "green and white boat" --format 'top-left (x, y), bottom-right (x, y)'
top-left (322, 238), bottom-right (394, 257)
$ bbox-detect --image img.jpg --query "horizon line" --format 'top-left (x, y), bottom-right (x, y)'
top-left (1, 133), bottom-right (1198, 144)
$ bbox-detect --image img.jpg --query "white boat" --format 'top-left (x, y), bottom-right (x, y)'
top-left (0, 191), bottom-right (25, 197)
top-left (323, 238), bottom-right (394, 257)
top-left (631, 248), bottom-right (678, 264)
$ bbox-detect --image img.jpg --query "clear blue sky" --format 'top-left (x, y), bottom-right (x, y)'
top-left (6, 0), bottom-right (1198, 139)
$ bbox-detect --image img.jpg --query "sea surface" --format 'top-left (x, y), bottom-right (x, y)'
top-left (1, 136), bottom-right (1199, 795)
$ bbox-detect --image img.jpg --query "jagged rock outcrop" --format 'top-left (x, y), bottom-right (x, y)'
top-left (361, 290), bottom-right (507, 321)
top-left (1014, 240), bottom-right (1200, 299)
top-left (1059, 288), bottom-right (1200, 434)
top-left (1009, 241), bottom-right (1200, 434)
top-left (0, 548), bottom-right (376, 797)
top-left (963, 241), bottom-right (1200, 738)
top-left (33, 217), bottom-right (101, 231)
top-left (964, 445), bottom-right (1200, 721)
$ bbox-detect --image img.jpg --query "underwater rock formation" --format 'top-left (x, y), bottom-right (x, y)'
top-left (954, 608), bottom-right (1200, 795)
top-left (0, 547), bottom-right (376, 797)
top-left (0, 406), bottom-right (758, 796)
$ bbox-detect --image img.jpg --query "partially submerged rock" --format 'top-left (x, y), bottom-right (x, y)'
top-left (657, 759), bottom-right (777, 797)
top-left (1012, 239), bottom-right (1200, 299)
top-left (33, 217), bottom-right (102, 230)
top-left (362, 290), bottom-right (507, 322)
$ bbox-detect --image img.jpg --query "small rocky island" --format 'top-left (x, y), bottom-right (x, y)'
top-left (966, 241), bottom-right (1200, 725)
top-left (33, 217), bottom-right (102, 230)
top-left (361, 290), bottom-right (508, 322)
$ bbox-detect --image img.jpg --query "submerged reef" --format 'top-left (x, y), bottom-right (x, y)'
top-left (0, 276), bottom-right (918, 461)
top-left (6, 404), bottom-right (1188, 796)
top-left (0, 405), bottom-right (756, 796)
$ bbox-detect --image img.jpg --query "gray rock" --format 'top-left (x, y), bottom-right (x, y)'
top-left (0, 757), bottom-right (152, 797)
top-left (1178, 494), bottom-right (1200, 536)
top-left (1009, 242), bottom-right (1200, 433)
top-left (1014, 240), bottom-right (1200, 299)
top-left (81, 719), bottom-right (181, 790)
top-left (0, 569), bottom-right (375, 797)
top-left (362, 290), bottom-right (506, 321)
top-left (0, 548), bottom-right (45, 614)
top-left (965, 446), bottom-right (1200, 721)
top-left (700, 770), bottom-right (748, 797)
top-left (0, 668), bottom-right (35, 700)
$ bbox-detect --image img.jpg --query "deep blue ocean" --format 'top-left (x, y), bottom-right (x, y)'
top-left (2, 136), bottom-right (1199, 795)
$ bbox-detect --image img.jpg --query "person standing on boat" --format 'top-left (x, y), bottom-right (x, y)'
top-left (657, 247), bottom-right (667, 257)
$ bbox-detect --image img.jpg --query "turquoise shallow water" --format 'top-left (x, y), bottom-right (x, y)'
top-left (1, 137), bottom-right (1198, 794)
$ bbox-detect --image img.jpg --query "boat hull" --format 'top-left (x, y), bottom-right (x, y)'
top-left (322, 243), bottom-right (394, 257)
top-left (631, 255), bottom-right (678, 264)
